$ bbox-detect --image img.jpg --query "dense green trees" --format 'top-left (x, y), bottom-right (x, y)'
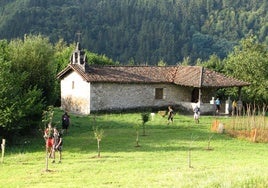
top-left (200, 36), bottom-right (268, 104)
top-left (223, 36), bottom-right (268, 104)
top-left (0, 0), bottom-right (267, 64)
top-left (0, 40), bottom-right (44, 140)
top-left (0, 35), bottom-right (117, 141)
top-left (9, 35), bottom-right (57, 105)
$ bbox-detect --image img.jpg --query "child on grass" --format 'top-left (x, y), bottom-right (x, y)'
top-left (167, 106), bottom-right (174, 125)
top-left (44, 123), bottom-right (53, 158)
top-left (193, 105), bottom-right (200, 124)
top-left (52, 127), bottom-right (63, 163)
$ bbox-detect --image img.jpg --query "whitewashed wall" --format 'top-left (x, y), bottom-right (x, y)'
top-left (60, 72), bottom-right (91, 114)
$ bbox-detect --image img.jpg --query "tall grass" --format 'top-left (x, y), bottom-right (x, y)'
top-left (224, 104), bottom-right (268, 142)
top-left (1, 109), bottom-right (268, 187)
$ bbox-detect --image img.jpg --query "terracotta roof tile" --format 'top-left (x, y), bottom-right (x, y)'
top-left (173, 66), bottom-right (202, 87)
top-left (57, 65), bottom-right (250, 88)
top-left (201, 68), bottom-right (250, 87)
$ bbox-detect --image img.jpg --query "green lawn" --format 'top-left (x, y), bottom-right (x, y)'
top-left (1, 110), bottom-right (268, 188)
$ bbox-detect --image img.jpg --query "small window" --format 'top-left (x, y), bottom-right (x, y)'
top-left (155, 88), bottom-right (164, 99)
top-left (72, 81), bottom-right (75, 89)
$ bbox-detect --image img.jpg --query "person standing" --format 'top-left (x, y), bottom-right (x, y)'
top-left (44, 123), bottom-right (54, 158)
top-left (62, 112), bottom-right (70, 134)
top-left (167, 106), bottom-right (174, 125)
top-left (52, 127), bottom-right (63, 163)
top-left (215, 98), bottom-right (221, 114)
top-left (232, 100), bottom-right (237, 116)
top-left (193, 105), bottom-right (200, 124)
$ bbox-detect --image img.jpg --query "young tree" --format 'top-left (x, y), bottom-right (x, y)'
top-left (134, 123), bottom-right (141, 147)
top-left (41, 106), bottom-right (54, 172)
top-left (141, 112), bottom-right (150, 136)
top-left (93, 126), bottom-right (104, 158)
top-left (41, 106), bottom-right (54, 130)
top-left (206, 134), bottom-right (214, 150)
top-left (188, 134), bottom-right (198, 168)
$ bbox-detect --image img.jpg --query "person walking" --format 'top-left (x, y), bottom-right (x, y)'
top-left (52, 127), bottom-right (63, 163)
top-left (62, 112), bottom-right (70, 134)
top-left (167, 106), bottom-right (174, 125)
top-left (193, 105), bottom-right (200, 124)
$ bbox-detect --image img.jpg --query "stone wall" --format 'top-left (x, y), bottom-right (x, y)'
top-left (60, 72), bottom-right (218, 115)
top-left (90, 83), bottom-right (192, 112)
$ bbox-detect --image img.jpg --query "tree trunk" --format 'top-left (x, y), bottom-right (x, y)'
top-left (188, 149), bottom-right (192, 168)
top-left (45, 149), bottom-right (49, 171)
top-left (97, 139), bottom-right (101, 157)
top-left (142, 123), bottom-right (145, 136)
top-left (136, 129), bottom-right (140, 147)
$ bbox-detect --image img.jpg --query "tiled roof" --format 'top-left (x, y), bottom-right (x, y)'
top-left (57, 64), bottom-right (250, 88)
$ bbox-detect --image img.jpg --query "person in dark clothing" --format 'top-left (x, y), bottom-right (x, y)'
top-left (62, 112), bottom-right (70, 134)
top-left (167, 106), bottom-right (174, 125)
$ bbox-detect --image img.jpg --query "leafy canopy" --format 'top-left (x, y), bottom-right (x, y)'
top-left (224, 35), bottom-right (268, 104)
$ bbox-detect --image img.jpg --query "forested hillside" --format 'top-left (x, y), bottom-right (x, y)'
top-left (0, 0), bottom-right (267, 65)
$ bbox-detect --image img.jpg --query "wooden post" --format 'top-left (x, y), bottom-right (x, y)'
top-left (252, 128), bottom-right (257, 143)
top-left (188, 148), bottom-right (192, 168)
top-left (198, 88), bottom-right (202, 104)
top-left (1, 139), bottom-right (6, 163)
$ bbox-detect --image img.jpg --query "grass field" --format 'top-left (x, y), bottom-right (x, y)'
top-left (1, 109), bottom-right (268, 188)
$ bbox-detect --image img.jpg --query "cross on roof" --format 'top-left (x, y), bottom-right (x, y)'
top-left (76, 31), bottom-right (82, 43)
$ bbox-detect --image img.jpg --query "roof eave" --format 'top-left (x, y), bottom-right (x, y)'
top-left (56, 65), bottom-right (73, 79)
